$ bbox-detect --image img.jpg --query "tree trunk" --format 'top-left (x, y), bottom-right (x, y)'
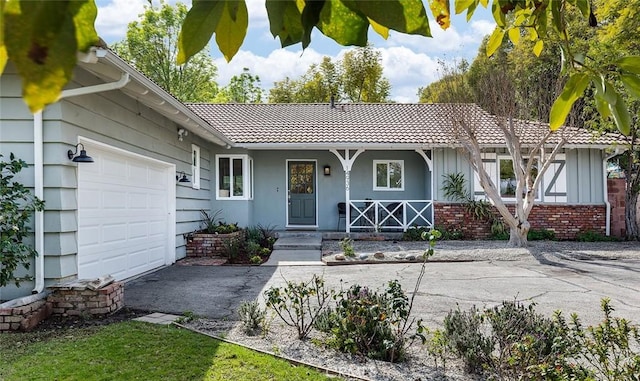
top-left (625, 188), bottom-right (639, 240)
top-left (508, 223), bottom-right (530, 247)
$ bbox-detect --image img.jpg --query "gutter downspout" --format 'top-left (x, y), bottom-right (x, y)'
top-left (32, 71), bottom-right (130, 294)
top-left (603, 148), bottom-right (621, 237)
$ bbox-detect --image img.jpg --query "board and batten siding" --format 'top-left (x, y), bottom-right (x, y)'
top-left (432, 147), bottom-right (605, 204)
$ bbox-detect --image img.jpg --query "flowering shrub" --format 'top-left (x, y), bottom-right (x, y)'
top-left (0, 154), bottom-right (45, 288)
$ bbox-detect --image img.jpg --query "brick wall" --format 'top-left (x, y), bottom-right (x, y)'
top-left (186, 230), bottom-right (243, 257)
top-left (435, 203), bottom-right (607, 240)
top-left (47, 282), bottom-right (124, 317)
top-left (608, 178), bottom-right (626, 238)
top-left (0, 298), bottom-right (52, 331)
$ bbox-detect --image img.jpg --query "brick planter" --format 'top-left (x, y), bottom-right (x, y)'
top-left (434, 202), bottom-right (607, 240)
top-left (0, 295), bottom-right (52, 331)
top-left (186, 230), bottom-right (243, 258)
top-left (47, 281), bottom-right (124, 317)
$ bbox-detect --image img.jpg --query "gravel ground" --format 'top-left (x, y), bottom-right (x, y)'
top-left (184, 240), bottom-right (640, 381)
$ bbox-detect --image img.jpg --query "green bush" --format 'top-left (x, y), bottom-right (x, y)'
top-left (339, 237), bottom-right (355, 257)
top-left (527, 228), bottom-right (556, 241)
top-left (576, 230), bottom-right (619, 242)
top-left (443, 305), bottom-right (494, 374)
top-left (238, 300), bottom-right (267, 335)
top-left (264, 274), bottom-right (331, 339)
top-left (0, 154), bottom-right (45, 287)
top-left (199, 210), bottom-right (240, 234)
top-left (246, 240), bottom-right (262, 256)
top-left (402, 226), bottom-right (430, 241)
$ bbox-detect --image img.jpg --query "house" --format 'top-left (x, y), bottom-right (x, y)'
top-left (0, 47), bottom-right (627, 302)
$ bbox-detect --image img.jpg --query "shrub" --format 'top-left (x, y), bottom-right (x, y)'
top-left (0, 154), bottom-right (45, 288)
top-left (249, 255), bottom-right (262, 265)
top-left (527, 228), bottom-right (556, 241)
top-left (576, 230), bottom-right (619, 242)
top-left (246, 240), bottom-right (262, 256)
top-left (443, 305), bottom-right (494, 374)
top-left (221, 237), bottom-right (243, 260)
top-left (264, 274), bottom-right (331, 339)
top-left (402, 226), bottom-right (430, 241)
top-left (199, 209), bottom-right (240, 234)
top-left (339, 237), bottom-right (355, 257)
top-left (238, 300), bottom-right (267, 335)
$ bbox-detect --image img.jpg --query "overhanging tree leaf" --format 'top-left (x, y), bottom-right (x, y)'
top-left (486, 28), bottom-right (504, 56)
top-left (301, 0), bottom-right (326, 49)
top-left (428, 0), bottom-right (450, 30)
top-left (342, 0), bottom-right (431, 36)
top-left (4, 1), bottom-right (98, 113)
top-left (317, 0), bottom-right (368, 46)
top-left (532, 40), bottom-right (544, 57)
top-left (608, 91), bottom-right (631, 135)
top-left (368, 18), bottom-right (390, 39)
top-left (549, 72), bottom-right (590, 130)
top-left (508, 27), bottom-right (520, 45)
top-left (0, 0), bottom-right (6, 74)
top-left (620, 74), bottom-right (640, 99)
top-left (266, 0), bottom-right (304, 47)
top-left (215, 1), bottom-right (247, 61)
top-left (178, 1), bottom-right (224, 65)
top-left (616, 56), bottom-right (640, 75)
top-left (454, 0), bottom-right (475, 15)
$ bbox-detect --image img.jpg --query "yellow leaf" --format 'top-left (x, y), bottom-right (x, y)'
top-left (533, 39), bottom-right (544, 57)
top-left (0, 1), bottom-right (5, 74)
top-left (549, 73), bottom-right (590, 130)
top-left (428, 0), bottom-right (450, 30)
top-left (215, 1), bottom-right (248, 62)
top-left (479, 0), bottom-right (488, 7)
top-left (508, 27), bottom-right (520, 45)
top-left (486, 28), bottom-right (504, 57)
top-left (368, 17), bottom-right (389, 39)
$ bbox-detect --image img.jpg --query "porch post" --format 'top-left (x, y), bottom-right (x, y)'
top-left (415, 149), bottom-right (434, 227)
top-left (330, 148), bottom-right (365, 233)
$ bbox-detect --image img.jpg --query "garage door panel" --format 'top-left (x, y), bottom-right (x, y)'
top-left (78, 143), bottom-right (172, 281)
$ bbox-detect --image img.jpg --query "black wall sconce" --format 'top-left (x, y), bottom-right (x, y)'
top-left (323, 165), bottom-right (331, 176)
top-left (67, 143), bottom-right (94, 163)
top-left (176, 171), bottom-right (190, 183)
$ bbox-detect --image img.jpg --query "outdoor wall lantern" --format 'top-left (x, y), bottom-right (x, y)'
top-left (324, 165), bottom-right (331, 176)
top-left (176, 171), bottom-right (190, 183)
top-left (67, 143), bottom-right (94, 163)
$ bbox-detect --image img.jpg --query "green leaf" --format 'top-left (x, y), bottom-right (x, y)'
top-left (215, 1), bottom-right (248, 61)
top-left (550, 0), bottom-right (564, 33)
top-left (620, 74), bottom-right (640, 99)
top-left (491, 1), bottom-right (505, 27)
top-left (549, 73), bottom-right (590, 130)
top-left (486, 28), bottom-right (504, 57)
top-left (4, 1), bottom-right (98, 113)
top-left (0, 0), bottom-right (6, 75)
top-left (301, 0), bottom-right (326, 49)
top-left (317, 0), bottom-right (368, 46)
top-left (265, 0), bottom-right (304, 47)
top-left (455, 0), bottom-right (474, 14)
top-left (576, 0), bottom-right (590, 18)
top-left (508, 27), bottom-right (520, 45)
top-left (178, 1), bottom-right (224, 65)
top-left (609, 92), bottom-right (631, 135)
top-left (342, 0), bottom-right (431, 36)
top-left (532, 39), bottom-right (543, 57)
top-left (617, 56), bottom-right (640, 75)
top-left (465, 1), bottom-right (477, 21)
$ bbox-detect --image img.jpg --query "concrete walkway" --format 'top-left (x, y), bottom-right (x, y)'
top-left (262, 233), bottom-right (324, 266)
top-left (125, 243), bottom-right (640, 328)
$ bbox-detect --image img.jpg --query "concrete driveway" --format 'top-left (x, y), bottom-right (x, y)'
top-left (125, 246), bottom-right (640, 327)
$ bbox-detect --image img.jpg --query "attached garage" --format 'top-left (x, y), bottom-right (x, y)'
top-left (77, 140), bottom-right (176, 280)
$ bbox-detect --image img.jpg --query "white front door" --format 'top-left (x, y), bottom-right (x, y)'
top-left (77, 141), bottom-right (174, 280)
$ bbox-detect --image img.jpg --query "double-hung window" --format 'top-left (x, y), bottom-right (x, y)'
top-left (216, 154), bottom-right (253, 200)
top-left (191, 145), bottom-right (201, 190)
top-left (373, 160), bottom-right (404, 191)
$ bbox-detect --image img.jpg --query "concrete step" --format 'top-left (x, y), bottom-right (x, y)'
top-left (275, 231), bottom-right (323, 239)
top-left (273, 236), bottom-right (322, 250)
top-left (262, 250), bottom-right (324, 267)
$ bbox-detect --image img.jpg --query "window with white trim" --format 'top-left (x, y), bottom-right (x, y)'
top-left (497, 156), bottom-right (539, 200)
top-left (216, 154), bottom-right (253, 200)
top-left (373, 160), bottom-right (404, 191)
top-left (191, 144), bottom-right (200, 190)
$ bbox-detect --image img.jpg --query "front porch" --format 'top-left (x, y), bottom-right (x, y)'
top-left (343, 199), bottom-right (433, 232)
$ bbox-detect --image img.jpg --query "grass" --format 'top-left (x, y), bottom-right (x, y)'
top-left (0, 321), bottom-right (340, 381)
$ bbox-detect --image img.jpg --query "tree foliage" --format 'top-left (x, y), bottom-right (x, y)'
top-left (0, 154), bottom-right (45, 288)
top-left (268, 46), bottom-right (390, 103)
top-left (112, 2), bottom-right (219, 103)
top-left (0, 0), bottom-right (638, 132)
top-left (214, 67), bottom-right (263, 103)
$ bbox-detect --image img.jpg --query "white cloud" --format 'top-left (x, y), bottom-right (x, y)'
top-left (378, 46), bottom-right (441, 102)
top-left (470, 19), bottom-right (496, 38)
top-left (95, 0), bottom-right (146, 41)
top-left (246, 0), bottom-right (269, 28)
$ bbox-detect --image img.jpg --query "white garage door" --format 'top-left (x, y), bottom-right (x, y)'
top-left (77, 142), bottom-right (174, 280)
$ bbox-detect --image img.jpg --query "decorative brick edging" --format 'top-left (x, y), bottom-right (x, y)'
top-left (47, 281), bottom-right (124, 317)
top-left (186, 230), bottom-right (243, 257)
top-left (0, 295), bottom-right (52, 331)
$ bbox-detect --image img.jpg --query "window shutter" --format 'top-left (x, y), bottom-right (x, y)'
top-left (473, 153), bottom-right (496, 200)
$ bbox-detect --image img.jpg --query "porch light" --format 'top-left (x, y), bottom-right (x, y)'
top-left (324, 165), bottom-right (331, 176)
top-left (67, 143), bottom-right (94, 163)
top-left (176, 171), bottom-right (190, 183)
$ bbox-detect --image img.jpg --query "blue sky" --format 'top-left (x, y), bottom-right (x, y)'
top-left (95, 0), bottom-right (495, 102)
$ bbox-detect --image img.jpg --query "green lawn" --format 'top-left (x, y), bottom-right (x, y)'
top-left (0, 321), bottom-right (340, 381)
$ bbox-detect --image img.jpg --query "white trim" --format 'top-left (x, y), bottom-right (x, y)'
top-left (76, 137), bottom-right (177, 273)
top-left (285, 159), bottom-right (318, 228)
top-left (215, 154), bottom-right (253, 200)
top-left (191, 144), bottom-right (201, 190)
top-left (373, 160), bottom-right (405, 191)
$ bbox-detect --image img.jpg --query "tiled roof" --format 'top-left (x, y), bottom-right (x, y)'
top-left (187, 103), bottom-right (626, 147)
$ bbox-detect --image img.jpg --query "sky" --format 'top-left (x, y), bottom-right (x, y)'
top-left (95, 0), bottom-right (496, 103)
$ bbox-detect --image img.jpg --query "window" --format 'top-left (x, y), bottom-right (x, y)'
top-left (498, 157), bottom-right (539, 199)
top-left (191, 145), bottom-right (200, 190)
top-left (373, 160), bottom-right (404, 190)
top-left (216, 154), bottom-right (252, 200)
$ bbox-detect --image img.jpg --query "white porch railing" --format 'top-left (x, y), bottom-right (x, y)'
top-left (347, 200), bottom-right (433, 232)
